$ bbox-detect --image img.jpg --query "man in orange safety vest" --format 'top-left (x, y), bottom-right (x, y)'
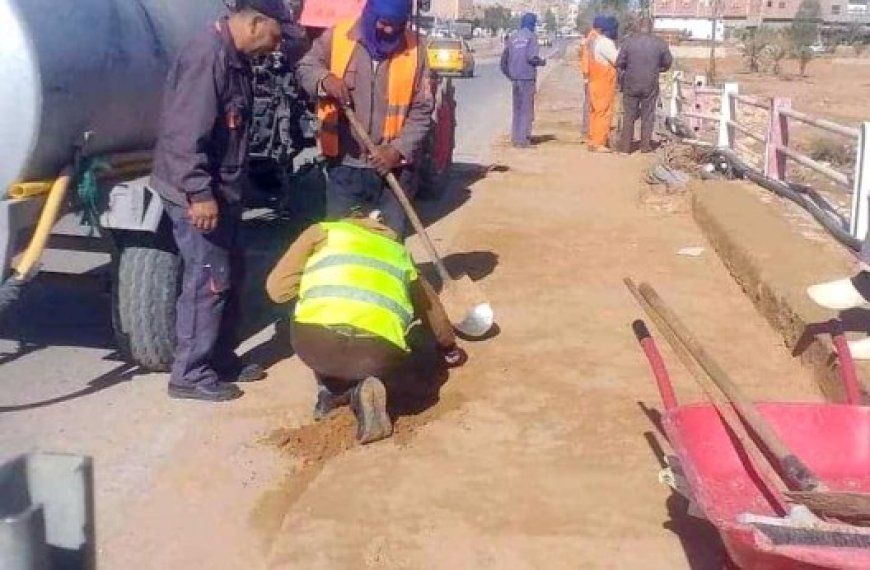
top-left (297, 0), bottom-right (433, 237)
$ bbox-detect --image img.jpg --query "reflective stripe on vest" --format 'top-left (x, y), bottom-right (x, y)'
top-left (294, 221), bottom-right (417, 350)
top-left (316, 19), bottom-right (418, 157)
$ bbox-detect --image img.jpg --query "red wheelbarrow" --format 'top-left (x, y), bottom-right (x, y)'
top-left (634, 319), bottom-right (870, 569)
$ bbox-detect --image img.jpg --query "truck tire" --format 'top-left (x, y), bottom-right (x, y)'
top-left (112, 236), bottom-right (180, 372)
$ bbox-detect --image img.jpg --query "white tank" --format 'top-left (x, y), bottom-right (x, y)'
top-left (0, 0), bottom-right (228, 197)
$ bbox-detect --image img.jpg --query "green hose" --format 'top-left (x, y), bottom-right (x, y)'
top-left (75, 157), bottom-right (111, 233)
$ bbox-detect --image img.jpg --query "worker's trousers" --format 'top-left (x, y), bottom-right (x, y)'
top-left (325, 164), bottom-right (415, 238)
top-left (620, 88), bottom-right (659, 153)
top-left (166, 200), bottom-right (244, 388)
top-left (291, 321), bottom-right (407, 395)
top-left (511, 80), bottom-right (536, 146)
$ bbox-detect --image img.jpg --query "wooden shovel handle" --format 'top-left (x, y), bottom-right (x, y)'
top-left (636, 282), bottom-right (822, 493)
top-left (341, 105), bottom-right (451, 284)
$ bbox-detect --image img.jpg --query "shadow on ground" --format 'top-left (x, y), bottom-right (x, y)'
top-left (637, 402), bottom-right (727, 570)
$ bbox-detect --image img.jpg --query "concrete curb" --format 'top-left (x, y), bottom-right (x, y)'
top-left (691, 180), bottom-right (870, 402)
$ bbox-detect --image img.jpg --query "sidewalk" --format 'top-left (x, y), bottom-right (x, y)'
top-left (263, 57), bottom-right (822, 568)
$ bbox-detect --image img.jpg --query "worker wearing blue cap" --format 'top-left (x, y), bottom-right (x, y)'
top-left (501, 13), bottom-right (547, 147)
top-left (297, 0), bottom-right (434, 238)
top-left (150, 0), bottom-right (289, 401)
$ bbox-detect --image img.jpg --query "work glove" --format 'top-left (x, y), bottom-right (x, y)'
top-left (440, 344), bottom-right (468, 369)
top-left (321, 73), bottom-right (352, 106)
top-left (370, 145), bottom-right (403, 175)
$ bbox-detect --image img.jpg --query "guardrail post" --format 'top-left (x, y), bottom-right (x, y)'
top-left (850, 121), bottom-right (870, 240)
top-left (669, 71), bottom-right (682, 120)
top-left (719, 83), bottom-right (739, 149)
top-left (765, 97), bottom-right (791, 181)
top-left (689, 75), bottom-right (707, 134)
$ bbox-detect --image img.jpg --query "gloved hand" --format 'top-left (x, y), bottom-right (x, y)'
top-left (321, 73), bottom-right (351, 106)
top-left (370, 145), bottom-right (403, 175)
top-left (440, 344), bottom-right (468, 368)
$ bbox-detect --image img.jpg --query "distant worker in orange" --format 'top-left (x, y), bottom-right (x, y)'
top-left (578, 24), bottom-right (599, 143)
top-left (587, 16), bottom-right (619, 153)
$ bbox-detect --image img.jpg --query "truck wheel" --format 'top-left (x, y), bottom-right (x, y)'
top-left (112, 237), bottom-right (180, 372)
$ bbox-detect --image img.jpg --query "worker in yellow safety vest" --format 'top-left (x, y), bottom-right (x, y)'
top-left (266, 209), bottom-right (466, 444)
top-left (297, 0), bottom-right (433, 238)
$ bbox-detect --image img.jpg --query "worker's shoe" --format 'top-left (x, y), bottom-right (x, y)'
top-left (168, 382), bottom-right (243, 402)
top-left (847, 338), bottom-right (870, 360)
top-left (216, 359), bottom-right (267, 383)
top-left (807, 272), bottom-right (870, 311)
top-left (313, 387), bottom-right (351, 421)
top-left (350, 377), bottom-right (393, 445)
top-left (590, 145), bottom-right (612, 154)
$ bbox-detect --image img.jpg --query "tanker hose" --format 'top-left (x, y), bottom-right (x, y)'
top-left (0, 167), bottom-right (74, 318)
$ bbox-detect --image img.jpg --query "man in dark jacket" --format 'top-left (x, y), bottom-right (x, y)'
top-left (150, 0), bottom-right (289, 401)
top-left (615, 18), bottom-right (672, 153)
top-left (501, 13), bottom-right (547, 147)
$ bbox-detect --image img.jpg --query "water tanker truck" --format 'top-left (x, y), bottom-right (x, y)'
top-left (0, 0), bottom-right (455, 371)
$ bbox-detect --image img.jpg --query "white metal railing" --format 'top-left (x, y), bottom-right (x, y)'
top-left (667, 70), bottom-right (870, 241)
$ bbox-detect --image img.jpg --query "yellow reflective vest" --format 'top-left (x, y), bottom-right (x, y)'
top-left (294, 221), bottom-right (417, 350)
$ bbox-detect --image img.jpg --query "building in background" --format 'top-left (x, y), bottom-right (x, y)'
top-left (653, 0), bottom-right (870, 40)
top-left (428, 0), bottom-right (475, 20)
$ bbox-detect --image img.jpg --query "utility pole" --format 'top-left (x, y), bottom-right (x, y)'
top-left (708, 0), bottom-right (720, 83)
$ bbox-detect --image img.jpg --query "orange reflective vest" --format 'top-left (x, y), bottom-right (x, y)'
top-left (317, 19), bottom-right (419, 157)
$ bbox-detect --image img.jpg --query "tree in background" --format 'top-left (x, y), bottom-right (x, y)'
top-left (482, 5), bottom-right (512, 35)
top-left (740, 26), bottom-right (774, 72)
top-left (544, 9), bottom-right (557, 31)
top-left (575, 0), bottom-right (633, 35)
top-left (790, 0), bottom-right (821, 75)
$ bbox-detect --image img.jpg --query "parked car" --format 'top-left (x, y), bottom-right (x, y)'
top-left (427, 37), bottom-right (475, 77)
top-left (537, 32), bottom-right (552, 47)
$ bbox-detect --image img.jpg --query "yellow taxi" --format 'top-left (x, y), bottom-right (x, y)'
top-left (426, 37), bottom-right (475, 77)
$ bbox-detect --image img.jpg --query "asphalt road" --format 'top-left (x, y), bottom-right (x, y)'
top-left (0, 43), bottom-right (573, 544)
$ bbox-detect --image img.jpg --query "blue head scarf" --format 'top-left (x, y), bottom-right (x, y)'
top-left (601, 16), bottom-right (619, 41)
top-left (592, 16), bottom-right (608, 32)
top-left (361, 0), bottom-right (410, 61)
top-left (520, 13), bottom-right (537, 32)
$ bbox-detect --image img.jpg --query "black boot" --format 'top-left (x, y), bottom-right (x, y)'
top-left (350, 377), bottom-right (393, 445)
top-left (313, 387), bottom-right (351, 421)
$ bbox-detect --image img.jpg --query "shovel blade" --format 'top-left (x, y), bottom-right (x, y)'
top-left (439, 275), bottom-right (494, 338)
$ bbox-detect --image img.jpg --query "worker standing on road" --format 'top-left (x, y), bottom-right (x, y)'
top-left (150, 0), bottom-right (291, 402)
top-left (616, 18), bottom-right (672, 154)
top-left (587, 16), bottom-right (619, 153)
top-left (500, 13), bottom-right (547, 148)
top-left (578, 23), bottom-right (600, 143)
top-left (296, 0), bottom-right (433, 238)
top-left (266, 210), bottom-right (467, 444)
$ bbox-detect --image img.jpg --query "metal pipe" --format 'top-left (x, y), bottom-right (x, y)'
top-left (776, 144), bottom-right (852, 188)
top-left (779, 108), bottom-right (860, 140)
top-left (728, 120), bottom-right (766, 144)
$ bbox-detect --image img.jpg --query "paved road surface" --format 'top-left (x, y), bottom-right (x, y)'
top-left (0, 43), bottom-right (552, 557)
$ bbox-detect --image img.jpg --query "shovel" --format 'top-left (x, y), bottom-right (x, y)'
top-left (341, 105), bottom-right (494, 338)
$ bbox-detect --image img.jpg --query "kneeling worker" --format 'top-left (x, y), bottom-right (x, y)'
top-left (266, 211), bottom-right (466, 444)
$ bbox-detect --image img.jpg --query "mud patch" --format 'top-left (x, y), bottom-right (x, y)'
top-left (251, 339), bottom-right (468, 545)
